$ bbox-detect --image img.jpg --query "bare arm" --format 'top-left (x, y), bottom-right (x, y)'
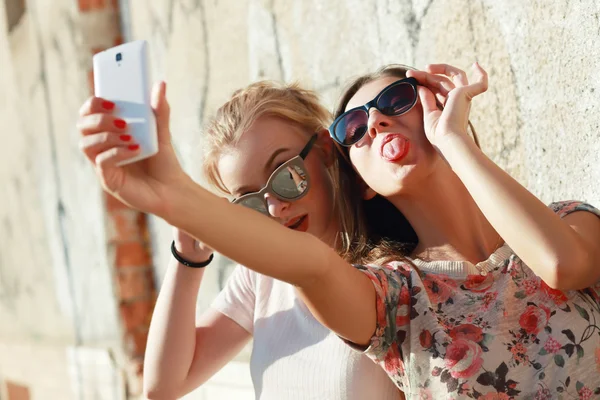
top-left (440, 134), bottom-right (600, 290)
top-left (143, 237), bottom-right (251, 399)
top-left (161, 178), bottom-right (377, 346)
top-left (410, 64), bottom-right (600, 290)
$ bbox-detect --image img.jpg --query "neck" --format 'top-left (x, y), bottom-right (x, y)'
top-left (388, 162), bottom-right (501, 264)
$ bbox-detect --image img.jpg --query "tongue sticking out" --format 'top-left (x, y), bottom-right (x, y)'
top-left (381, 136), bottom-right (408, 162)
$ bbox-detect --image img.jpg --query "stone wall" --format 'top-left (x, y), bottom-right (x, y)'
top-left (1, 0), bottom-right (599, 399)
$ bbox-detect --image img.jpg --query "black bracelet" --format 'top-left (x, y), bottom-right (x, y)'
top-left (171, 241), bottom-right (214, 268)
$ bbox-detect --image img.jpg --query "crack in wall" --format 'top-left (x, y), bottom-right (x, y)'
top-left (29, 3), bottom-right (82, 349)
top-left (402, 0), bottom-right (434, 64)
top-left (268, 0), bottom-right (285, 81)
top-left (197, 0), bottom-right (211, 124)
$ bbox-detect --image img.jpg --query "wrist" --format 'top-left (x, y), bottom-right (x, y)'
top-left (163, 173), bottom-right (196, 224)
top-left (172, 240), bottom-right (211, 262)
top-left (433, 132), bottom-right (478, 158)
top-left (171, 241), bottom-right (214, 268)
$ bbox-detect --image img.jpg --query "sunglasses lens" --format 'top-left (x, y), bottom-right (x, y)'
top-left (237, 196), bottom-right (268, 215)
top-left (334, 109), bottom-right (368, 146)
top-left (271, 164), bottom-right (309, 199)
top-left (377, 82), bottom-right (417, 115)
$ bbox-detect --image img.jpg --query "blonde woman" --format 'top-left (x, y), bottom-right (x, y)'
top-left (77, 81), bottom-right (401, 399)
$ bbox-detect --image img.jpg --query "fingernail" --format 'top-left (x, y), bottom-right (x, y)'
top-left (102, 100), bottom-right (115, 110)
top-left (114, 119), bottom-right (127, 129)
top-left (120, 135), bottom-right (131, 142)
top-left (128, 144), bottom-right (140, 151)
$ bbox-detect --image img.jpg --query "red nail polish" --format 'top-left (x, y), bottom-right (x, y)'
top-left (120, 135), bottom-right (131, 141)
top-left (128, 144), bottom-right (140, 151)
top-left (102, 100), bottom-right (115, 110)
top-left (114, 119), bottom-right (127, 129)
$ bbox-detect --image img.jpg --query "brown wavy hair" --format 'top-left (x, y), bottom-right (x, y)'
top-left (332, 64), bottom-right (480, 265)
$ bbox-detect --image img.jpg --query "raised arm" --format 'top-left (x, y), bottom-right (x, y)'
top-left (143, 230), bottom-right (251, 399)
top-left (78, 83), bottom-right (377, 351)
top-left (408, 63), bottom-right (600, 290)
top-left (162, 177), bottom-right (377, 346)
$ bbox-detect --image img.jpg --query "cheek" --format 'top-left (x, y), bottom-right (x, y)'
top-left (348, 148), bottom-right (372, 180)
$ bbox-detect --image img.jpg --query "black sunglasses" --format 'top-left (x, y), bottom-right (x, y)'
top-left (329, 77), bottom-right (419, 146)
top-left (232, 134), bottom-right (317, 216)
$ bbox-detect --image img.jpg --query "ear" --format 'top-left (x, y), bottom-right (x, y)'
top-left (315, 128), bottom-right (335, 167)
top-left (362, 185), bottom-right (377, 200)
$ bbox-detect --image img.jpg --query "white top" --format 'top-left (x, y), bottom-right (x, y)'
top-left (212, 265), bottom-right (399, 400)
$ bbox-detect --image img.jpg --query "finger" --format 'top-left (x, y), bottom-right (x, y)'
top-left (465, 62), bottom-right (489, 98)
top-left (79, 96), bottom-right (117, 116)
top-left (417, 86), bottom-right (440, 116)
top-left (76, 113), bottom-right (128, 136)
top-left (425, 64), bottom-right (468, 87)
top-left (79, 132), bottom-right (136, 163)
top-left (95, 145), bottom-right (141, 169)
top-left (448, 62), bottom-right (489, 102)
top-left (435, 93), bottom-right (447, 107)
top-left (151, 81), bottom-right (172, 144)
top-left (406, 70), bottom-right (455, 97)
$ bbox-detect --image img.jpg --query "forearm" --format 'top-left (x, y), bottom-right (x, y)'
top-left (163, 177), bottom-right (332, 287)
top-left (439, 135), bottom-right (588, 288)
top-left (161, 178), bottom-right (378, 344)
top-left (143, 257), bottom-right (204, 397)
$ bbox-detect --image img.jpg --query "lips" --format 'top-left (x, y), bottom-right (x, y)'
top-left (285, 215), bottom-right (309, 232)
top-left (379, 134), bottom-right (409, 162)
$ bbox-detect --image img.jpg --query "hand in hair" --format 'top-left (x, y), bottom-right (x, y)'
top-left (407, 63), bottom-right (488, 148)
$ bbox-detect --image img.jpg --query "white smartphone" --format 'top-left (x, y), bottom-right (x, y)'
top-left (93, 40), bottom-right (158, 166)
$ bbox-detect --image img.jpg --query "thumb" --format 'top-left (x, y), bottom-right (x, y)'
top-left (152, 81), bottom-right (171, 143)
top-left (417, 86), bottom-right (439, 116)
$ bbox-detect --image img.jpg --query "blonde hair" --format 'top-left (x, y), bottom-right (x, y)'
top-left (201, 80), bottom-right (372, 262)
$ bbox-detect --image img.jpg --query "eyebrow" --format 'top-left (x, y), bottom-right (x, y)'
top-left (232, 147), bottom-right (290, 196)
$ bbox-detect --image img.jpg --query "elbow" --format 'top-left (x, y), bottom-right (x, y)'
top-left (539, 250), bottom-right (592, 291)
top-left (143, 386), bottom-right (174, 400)
top-left (143, 380), bottom-right (183, 400)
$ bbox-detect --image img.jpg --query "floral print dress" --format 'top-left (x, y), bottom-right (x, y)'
top-left (355, 202), bottom-right (600, 399)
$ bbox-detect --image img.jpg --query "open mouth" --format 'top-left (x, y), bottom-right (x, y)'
top-left (379, 133), bottom-right (410, 162)
top-left (285, 215), bottom-right (308, 232)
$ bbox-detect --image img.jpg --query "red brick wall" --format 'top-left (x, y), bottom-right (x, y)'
top-left (79, 0), bottom-right (157, 395)
top-left (3, 381), bottom-right (30, 400)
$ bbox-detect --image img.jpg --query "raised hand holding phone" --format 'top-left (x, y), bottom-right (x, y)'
top-left (78, 75), bottom-right (189, 217)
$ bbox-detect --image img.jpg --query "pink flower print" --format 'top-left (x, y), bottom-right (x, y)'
top-left (535, 388), bottom-right (552, 400)
top-left (543, 336), bottom-right (562, 354)
top-left (449, 324), bottom-right (483, 343)
top-left (510, 343), bottom-right (529, 363)
top-left (523, 277), bottom-right (539, 295)
top-left (418, 389), bottom-right (433, 400)
top-left (444, 339), bottom-right (484, 379)
top-left (396, 286), bottom-right (412, 327)
top-left (481, 291), bottom-right (498, 310)
top-left (540, 281), bottom-right (568, 306)
top-left (383, 345), bottom-right (404, 376)
top-left (480, 393), bottom-right (510, 400)
top-left (463, 274), bottom-right (494, 292)
top-left (419, 329), bottom-right (433, 349)
top-left (423, 274), bottom-right (458, 305)
top-left (519, 304), bottom-right (551, 335)
top-left (596, 347), bottom-right (600, 373)
top-left (579, 386), bottom-right (593, 400)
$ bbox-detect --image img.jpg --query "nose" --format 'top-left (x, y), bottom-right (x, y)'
top-left (264, 193), bottom-right (292, 220)
top-left (367, 108), bottom-right (393, 139)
